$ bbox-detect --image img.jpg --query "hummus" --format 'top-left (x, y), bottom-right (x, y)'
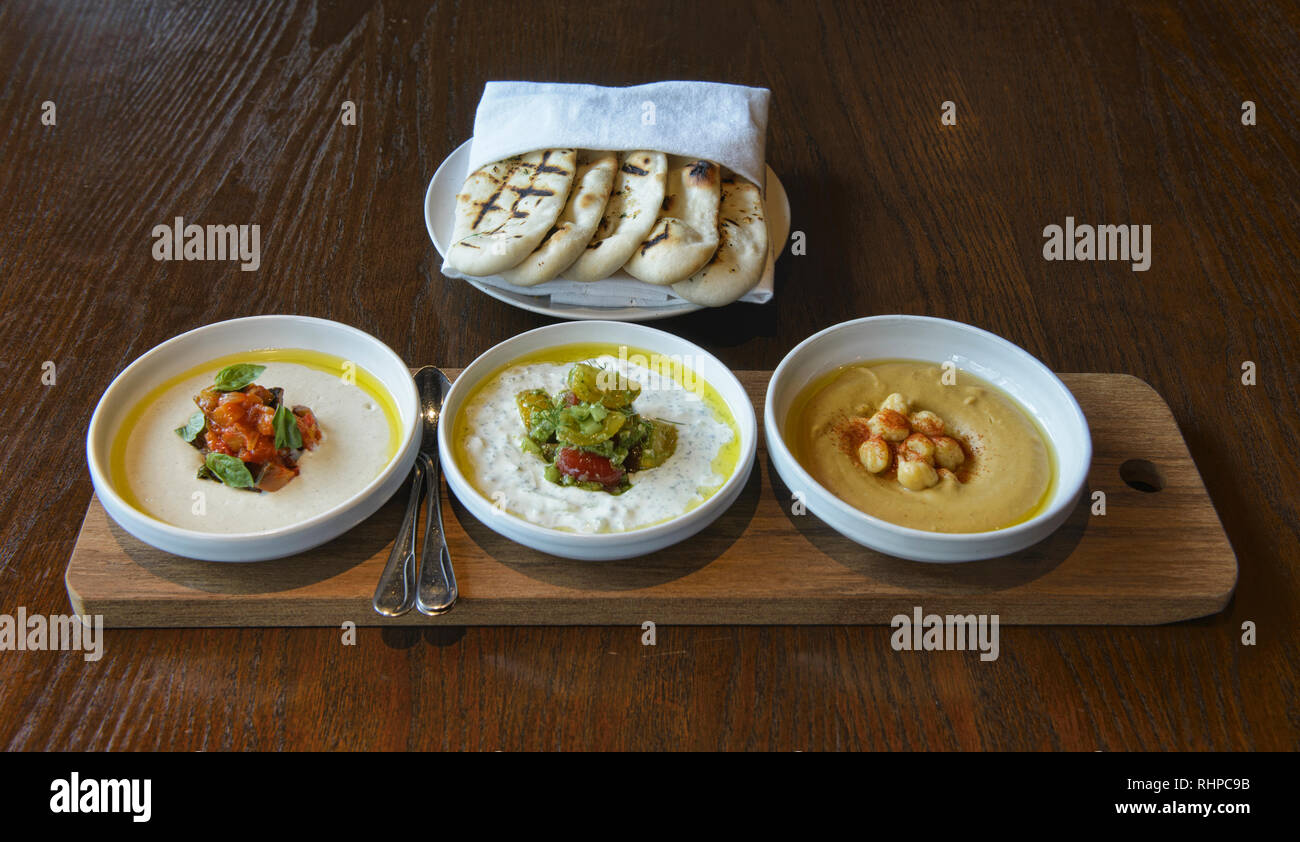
top-left (789, 360), bottom-right (1053, 533)
top-left (454, 344), bottom-right (740, 533)
top-left (112, 349), bottom-right (400, 534)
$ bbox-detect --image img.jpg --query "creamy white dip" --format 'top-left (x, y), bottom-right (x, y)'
top-left (458, 355), bottom-right (736, 533)
top-left (123, 362), bottom-right (394, 534)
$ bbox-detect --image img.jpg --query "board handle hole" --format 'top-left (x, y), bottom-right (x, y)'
top-left (1120, 459), bottom-right (1165, 493)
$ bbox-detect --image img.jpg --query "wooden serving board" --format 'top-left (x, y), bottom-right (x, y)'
top-left (65, 372), bottom-right (1237, 627)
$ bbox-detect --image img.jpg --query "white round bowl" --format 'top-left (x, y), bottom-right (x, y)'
top-left (438, 321), bottom-right (758, 560)
top-left (765, 315), bottom-right (1091, 563)
top-left (86, 315), bottom-right (420, 562)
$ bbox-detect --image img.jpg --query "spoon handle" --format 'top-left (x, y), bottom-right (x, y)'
top-left (371, 460), bottom-right (424, 616)
top-left (416, 451), bottom-right (458, 615)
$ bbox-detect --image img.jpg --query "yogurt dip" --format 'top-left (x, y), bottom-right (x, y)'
top-left (112, 349), bottom-right (400, 534)
top-left (454, 344), bottom-right (740, 533)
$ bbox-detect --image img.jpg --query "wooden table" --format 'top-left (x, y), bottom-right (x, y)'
top-left (1, 0), bottom-right (1295, 751)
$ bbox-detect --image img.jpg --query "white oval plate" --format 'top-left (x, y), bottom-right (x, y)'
top-left (424, 140), bottom-right (790, 322)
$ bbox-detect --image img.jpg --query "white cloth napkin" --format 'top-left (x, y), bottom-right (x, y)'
top-left (441, 81), bottom-right (774, 308)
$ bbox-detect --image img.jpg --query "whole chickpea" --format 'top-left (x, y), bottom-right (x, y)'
top-left (909, 410), bottom-right (945, 437)
top-left (932, 436), bottom-right (965, 470)
top-left (858, 437), bottom-right (892, 473)
top-left (880, 393), bottom-right (909, 415)
top-left (897, 457), bottom-right (940, 491)
top-left (868, 409), bottom-right (910, 442)
top-left (901, 433), bottom-right (936, 465)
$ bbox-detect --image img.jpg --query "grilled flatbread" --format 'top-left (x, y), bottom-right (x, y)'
top-left (498, 151), bottom-right (617, 286)
top-left (566, 151), bottom-right (668, 282)
top-left (622, 159), bottom-right (721, 285)
top-left (445, 149), bottom-right (577, 276)
top-left (671, 176), bottom-right (768, 306)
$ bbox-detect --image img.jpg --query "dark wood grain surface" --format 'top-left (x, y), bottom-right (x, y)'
top-left (1, 0), bottom-right (1296, 750)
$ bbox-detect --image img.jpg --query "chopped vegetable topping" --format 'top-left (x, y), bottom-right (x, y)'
top-left (179, 366), bottom-right (322, 492)
top-left (515, 363), bottom-right (677, 494)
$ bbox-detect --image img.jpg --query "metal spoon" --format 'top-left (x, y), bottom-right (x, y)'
top-left (414, 367), bottom-right (458, 615)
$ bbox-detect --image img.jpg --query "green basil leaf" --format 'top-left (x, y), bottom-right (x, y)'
top-left (175, 411), bottom-right (206, 442)
top-left (272, 404), bottom-right (303, 450)
top-left (196, 465), bottom-right (217, 481)
top-left (204, 452), bottom-right (256, 488)
top-left (213, 363), bottom-right (266, 391)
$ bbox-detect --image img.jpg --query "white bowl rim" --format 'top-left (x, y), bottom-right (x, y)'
top-left (763, 314), bottom-right (1092, 543)
top-left (85, 314), bottom-right (420, 545)
top-left (437, 320), bottom-right (758, 545)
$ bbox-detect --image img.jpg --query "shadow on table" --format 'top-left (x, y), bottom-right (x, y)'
top-left (450, 460), bottom-right (761, 590)
top-left (766, 454), bottom-right (1087, 592)
top-left (378, 625), bottom-right (468, 650)
top-left (111, 493), bottom-right (402, 594)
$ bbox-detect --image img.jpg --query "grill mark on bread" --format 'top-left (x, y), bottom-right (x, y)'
top-left (449, 150), bottom-right (581, 276)
top-left (639, 223), bottom-right (671, 254)
top-left (621, 163), bottom-right (649, 176)
top-left (471, 190), bottom-right (504, 228)
top-left (528, 149), bottom-right (572, 176)
top-left (512, 150), bottom-right (574, 176)
top-left (490, 159), bottom-right (562, 228)
top-left (470, 153), bottom-right (566, 230)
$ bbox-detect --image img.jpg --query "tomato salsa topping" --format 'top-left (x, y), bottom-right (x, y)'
top-left (175, 363), bottom-right (322, 492)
